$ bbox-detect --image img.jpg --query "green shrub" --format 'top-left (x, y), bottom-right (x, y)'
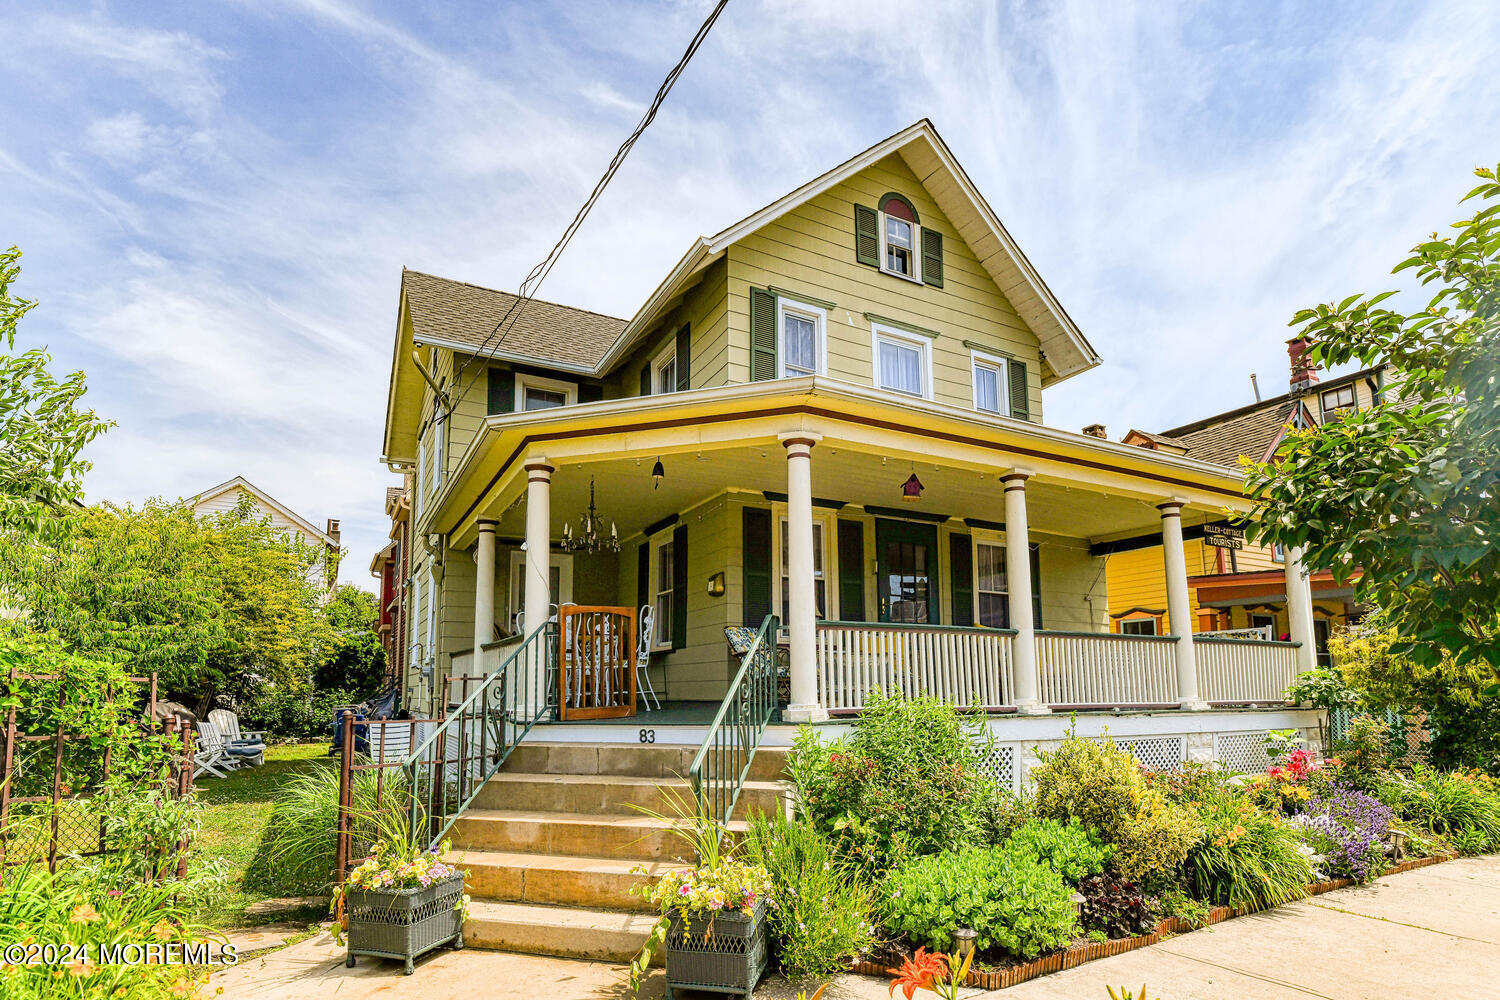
top-left (744, 811), bottom-right (875, 978)
top-left (1333, 715), bottom-right (1396, 790)
top-left (1385, 766), bottom-right (1500, 851)
top-left (1030, 736), bottom-right (1200, 885)
top-left (790, 690), bottom-right (998, 874)
top-left (1002, 818), bottom-right (1112, 884)
top-left (241, 685), bottom-right (361, 741)
top-left (1183, 787), bottom-right (1313, 908)
top-left (879, 844), bottom-right (1077, 958)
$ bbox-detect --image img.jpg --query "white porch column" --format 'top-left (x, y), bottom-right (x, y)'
top-left (523, 461), bottom-right (553, 712)
top-left (1283, 545), bottom-right (1318, 674)
top-left (474, 519), bottom-right (497, 654)
top-left (1159, 500), bottom-right (1209, 710)
top-left (1003, 473), bottom-right (1048, 714)
top-left (780, 433), bottom-right (828, 723)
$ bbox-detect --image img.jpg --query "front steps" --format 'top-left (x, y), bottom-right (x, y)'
top-left (454, 741), bottom-right (790, 962)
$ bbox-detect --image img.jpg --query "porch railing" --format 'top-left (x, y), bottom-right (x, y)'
top-left (1036, 631), bottom-right (1178, 708)
top-left (401, 620), bottom-right (556, 851)
top-left (689, 614), bottom-right (778, 828)
top-left (815, 621), bottom-right (1017, 712)
top-left (1194, 636), bottom-right (1300, 705)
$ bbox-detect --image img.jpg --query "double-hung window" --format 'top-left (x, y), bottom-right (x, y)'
top-left (515, 374), bottom-right (577, 411)
top-left (1321, 385), bottom-right (1356, 418)
top-left (878, 195), bottom-right (922, 282)
top-left (779, 518), bottom-right (828, 622)
top-left (972, 352), bottom-right (1010, 415)
top-left (874, 325), bottom-right (931, 398)
top-left (654, 536), bottom-right (676, 650)
top-left (653, 343), bottom-right (678, 394)
top-left (975, 542), bottom-right (1009, 628)
top-left (776, 297), bottom-right (825, 377)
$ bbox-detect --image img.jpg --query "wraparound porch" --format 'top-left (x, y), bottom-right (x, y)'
top-left (431, 379), bottom-right (1318, 722)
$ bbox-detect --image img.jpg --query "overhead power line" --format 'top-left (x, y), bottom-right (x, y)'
top-left (445, 0), bottom-right (733, 417)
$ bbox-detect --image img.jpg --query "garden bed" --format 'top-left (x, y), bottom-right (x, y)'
top-left (849, 852), bottom-right (1458, 991)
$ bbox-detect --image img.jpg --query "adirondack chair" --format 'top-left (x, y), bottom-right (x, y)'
top-left (208, 708), bottom-right (267, 746)
top-left (193, 721), bottom-right (246, 779)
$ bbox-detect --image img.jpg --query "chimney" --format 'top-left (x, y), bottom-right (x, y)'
top-left (1287, 337), bottom-right (1320, 395)
top-left (1082, 423), bottom-right (1107, 439)
top-left (1249, 372), bottom-right (1261, 402)
top-left (326, 518), bottom-right (341, 544)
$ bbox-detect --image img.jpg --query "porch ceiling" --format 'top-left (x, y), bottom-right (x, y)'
top-left (487, 445), bottom-right (1184, 543)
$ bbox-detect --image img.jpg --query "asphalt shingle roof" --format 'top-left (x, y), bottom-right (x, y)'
top-left (402, 269), bottom-right (627, 369)
top-left (1166, 403), bottom-right (1299, 467)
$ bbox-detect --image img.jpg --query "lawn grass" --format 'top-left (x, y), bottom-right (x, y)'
top-left (193, 741), bottom-right (333, 929)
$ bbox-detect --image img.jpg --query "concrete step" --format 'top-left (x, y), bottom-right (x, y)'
top-left (472, 772), bottom-right (789, 819)
top-left (503, 742), bottom-right (790, 783)
top-left (463, 899), bottom-right (663, 963)
top-left (460, 849), bottom-right (683, 911)
top-left (452, 808), bottom-right (748, 861)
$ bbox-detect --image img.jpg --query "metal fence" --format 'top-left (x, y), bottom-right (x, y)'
top-left (1328, 706), bottom-right (1431, 767)
top-left (0, 668), bottom-right (194, 874)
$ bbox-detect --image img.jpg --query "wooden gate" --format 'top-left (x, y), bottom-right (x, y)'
top-left (558, 606), bottom-right (638, 720)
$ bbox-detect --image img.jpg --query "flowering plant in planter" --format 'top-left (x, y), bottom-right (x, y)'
top-left (339, 839), bottom-right (468, 898)
top-left (334, 839), bottom-right (470, 975)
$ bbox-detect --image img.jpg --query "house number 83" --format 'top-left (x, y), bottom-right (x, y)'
top-left (638, 729), bottom-right (656, 744)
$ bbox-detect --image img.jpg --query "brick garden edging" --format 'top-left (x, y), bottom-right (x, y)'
top-left (849, 853), bottom-right (1457, 991)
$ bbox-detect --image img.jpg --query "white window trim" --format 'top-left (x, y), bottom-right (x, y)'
top-left (652, 341), bottom-right (679, 394)
top-left (776, 297), bottom-right (828, 378)
top-left (649, 534), bottom-right (676, 651)
top-left (1120, 617), bottom-right (1160, 636)
top-left (432, 416), bottom-right (446, 492)
top-left (771, 506), bottom-right (836, 623)
top-left (871, 323), bottom-right (933, 399)
top-left (1321, 385), bottom-right (1356, 415)
top-left (507, 550), bottom-right (574, 632)
top-left (514, 373), bottom-right (578, 410)
top-left (878, 211), bottom-right (923, 284)
top-left (970, 350), bottom-right (1011, 415)
top-left (971, 532), bottom-right (1011, 629)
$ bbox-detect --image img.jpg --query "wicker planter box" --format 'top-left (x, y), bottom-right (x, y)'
top-left (664, 901), bottom-right (768, 1000)
top-left (344, 874), bottom-right (464, 975)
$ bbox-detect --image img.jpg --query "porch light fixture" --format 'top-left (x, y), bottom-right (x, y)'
top-left (707, 572), bottom-right (726, 597)
top-left (900, 472), bottom-right (924, 502)
top-left (651, 457), bottom-right (665, 490)
top-left (559, 477), bottom-right (619, 554)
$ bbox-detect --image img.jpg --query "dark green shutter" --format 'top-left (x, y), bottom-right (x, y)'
top-left (854, 204), bottom-right (879, 267)
top-left (837, 520), bottom-right (865, 622)
top-left (921, 228), bottom-right (944, 288)
top-left (487, 368), bottom-right (514, 414)
top-left (579, 382), bottom-right (603, 403)
top-left (671, 524), bottom-right (688, 649)
top-left (636, 540), bottom-right (649, 610)
top-left (742, 507), bottom-right (773, 626)
top-left (639, 364), bottom-right (652, 397)
top-left (949, 532), bottom-right (974, 627)
top-left (1030, 543), bottom-right (1043, 628)
top-left (675, 323), bottom-right (691, 391)
top-left (1009, 361), bottom-right (1030, 421)
top-left (748, 288), bottom-right (778, 382)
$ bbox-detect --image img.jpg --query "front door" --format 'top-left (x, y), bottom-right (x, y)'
top-left (875, 519), bottom-right (939, 624)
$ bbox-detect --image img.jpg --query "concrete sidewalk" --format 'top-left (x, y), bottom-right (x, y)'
top-left (210, 856), bottom-right (1500, 1000)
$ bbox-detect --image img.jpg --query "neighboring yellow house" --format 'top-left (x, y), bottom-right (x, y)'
top-left (1102, 348), bottom-right (1391, 664)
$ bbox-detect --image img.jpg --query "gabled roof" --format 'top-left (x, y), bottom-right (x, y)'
top-left (191, 476), bottom-right (336, 546)
top-left (601, 119), bottom-right (1100, 383)
top-left (402, 270), bottom-right (625, 370)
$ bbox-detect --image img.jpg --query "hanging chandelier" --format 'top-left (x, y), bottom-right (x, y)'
top-left (560, 477), bottom-right (619, 553)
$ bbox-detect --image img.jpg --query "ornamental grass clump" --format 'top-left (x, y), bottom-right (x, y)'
top-left (1183, 787), bottom-right (1312, 909)
top-left (1293, 785), bottom-right (1393, 882)
top-left (744, 811), bottom-right (875, 979)
top-left (1029, 735), bottom-right (1200, 885)
top-left (1384, 766), bottom-right (1500, 852)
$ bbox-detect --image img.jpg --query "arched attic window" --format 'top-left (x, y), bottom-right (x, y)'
top-left (880, 193), bottom-right (919, 277)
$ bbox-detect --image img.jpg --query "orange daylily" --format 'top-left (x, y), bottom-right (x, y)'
top-left (888, 947), bottom-right (974, 1000)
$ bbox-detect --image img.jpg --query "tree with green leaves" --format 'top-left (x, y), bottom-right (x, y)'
top-left (313, 584), bottom-right (388, 694)
top-left (0, 246), bottom-right (112, 539)
top-left (1246, 164), bottom-right (1500, 678)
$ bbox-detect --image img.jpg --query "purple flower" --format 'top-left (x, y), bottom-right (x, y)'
top-left (1295, 785), bottom-right (1393, 882)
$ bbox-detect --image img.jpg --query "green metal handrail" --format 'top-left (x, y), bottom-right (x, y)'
top-left (689, 614), bottom-right (779, 829)
top-left (402, 620), bottom-right (556, 851)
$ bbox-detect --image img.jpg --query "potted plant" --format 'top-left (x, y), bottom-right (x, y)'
top-left (628, 790), bottom-right (774, 999)
top-left (335, 839), bottom-right (468, 975)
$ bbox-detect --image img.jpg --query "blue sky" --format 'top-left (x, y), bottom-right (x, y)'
top-left (2, 0), bottom-right (1497, 588)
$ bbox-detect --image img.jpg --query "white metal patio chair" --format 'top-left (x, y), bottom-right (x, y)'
top-left (636, 604), bottom-right (660, 711)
